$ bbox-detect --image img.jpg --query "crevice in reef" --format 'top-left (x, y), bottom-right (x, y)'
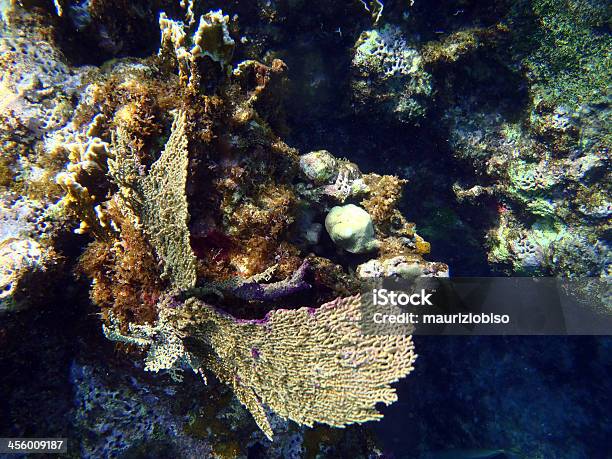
top-left (47, 1), bottom-right (182, 66)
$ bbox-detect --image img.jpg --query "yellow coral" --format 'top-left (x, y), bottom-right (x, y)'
top-left (170, 294), bottom-right (417, 439)
top-left (54, 131), bottom-right (114, 239)
top-left (109, 110), bottom-right (197, 290)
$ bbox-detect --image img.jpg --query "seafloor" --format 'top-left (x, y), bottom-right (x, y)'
top-left (0, 1), bottom-right (610, 458)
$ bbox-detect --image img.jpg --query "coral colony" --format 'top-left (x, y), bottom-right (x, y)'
top-left (1, 1), bottom-right (442, 442)
top-left (0, 0), bottom-right (609, 456)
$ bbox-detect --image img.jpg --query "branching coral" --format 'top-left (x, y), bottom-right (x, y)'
top-left (54, 131), bottom-right (114, 239)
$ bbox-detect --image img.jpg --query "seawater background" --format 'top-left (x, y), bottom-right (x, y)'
top-left (377, 336), bottom-right (612, 457)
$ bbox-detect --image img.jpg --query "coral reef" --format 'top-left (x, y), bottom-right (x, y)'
top-left (2, 0), bottom-right (609, 457)
top-left (445, 77), bottom-right (610, 276)
top-left (0, 1), bottom-right (442, 444)
top-left (422, 0), bottom-right (612, 276)
top-left (351, 24), bottom-right (433, 123)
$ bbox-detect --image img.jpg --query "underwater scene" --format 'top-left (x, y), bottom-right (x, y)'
top-left (0, 0), bottom-right (610, 458)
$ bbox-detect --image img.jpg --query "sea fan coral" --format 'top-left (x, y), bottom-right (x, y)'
top-left (109, 110), bottom-right (197, 290)
top-left (104, 294), bottom-right (418, 440)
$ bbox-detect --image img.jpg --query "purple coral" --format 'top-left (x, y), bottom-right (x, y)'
top-left (231, 260), bottom-right (311, 302)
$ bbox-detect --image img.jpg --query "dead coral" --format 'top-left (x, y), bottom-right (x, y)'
top-left (232, 58), bottom-right (289, 133)
top-left (309, 256), bottom-right (361, 300)
top-left (230, 183), bottom-right (296, 238)
top-left (0, 154), bottom-right (16, 188)
top-left (111, 91), bottom-right (161, 156)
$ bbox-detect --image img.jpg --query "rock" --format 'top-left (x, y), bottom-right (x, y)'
top-left (299, 150), bottom-right (338, 185)
top-left (0, 238), bottom-right (47, 313)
